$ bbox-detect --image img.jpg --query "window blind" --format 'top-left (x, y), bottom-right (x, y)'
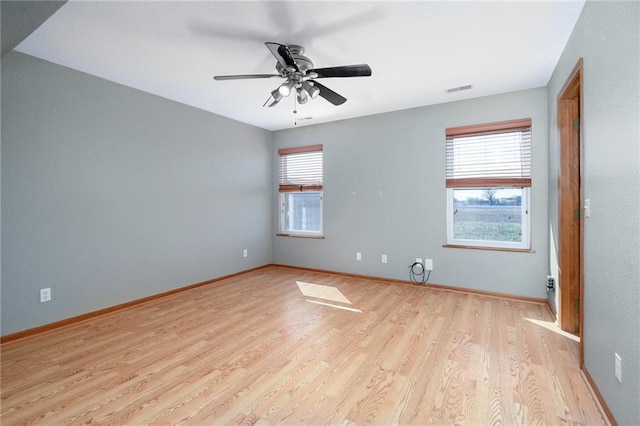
top-left (446, 118), bottom-right (531, 188)
top-left (278, 144), bottom-right (323, 192)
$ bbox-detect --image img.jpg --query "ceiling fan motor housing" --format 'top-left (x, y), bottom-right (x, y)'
top-left (276, 45), bottom-right (314, 75)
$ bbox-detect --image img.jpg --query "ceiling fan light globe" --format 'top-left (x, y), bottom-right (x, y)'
top-left (278, 80), bottom-right (295, 97)
top-left (271, 88), bottom-right (283, 102)
top-left (296, 87), bottom-right (308, 104)
top-left (278, 86), bottom-right (290, 97)
top-left (301, 81), bottom-right (319, 99)
top-left (308, 85), bottom-right (320, 99)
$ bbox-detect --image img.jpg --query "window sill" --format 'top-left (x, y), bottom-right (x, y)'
top-left (443, 244), bottom-right (535, 254)
top-left (277, 233), bottom-right (325, 239)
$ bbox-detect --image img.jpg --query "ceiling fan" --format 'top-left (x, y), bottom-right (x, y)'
top-left (214, 42), bottom-right (372, 107)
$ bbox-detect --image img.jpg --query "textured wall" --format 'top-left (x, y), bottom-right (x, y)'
top-left (1, 52), bottom-right (273, 336)
top-left (273, 88), bottom-right (549, 299)
top-left (547, 1), bottom-right (640, 423)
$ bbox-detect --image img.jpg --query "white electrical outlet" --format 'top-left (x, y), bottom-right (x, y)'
top-left (424, 259), bottom-right (433, 271)
top-left (416, 258), bottom-right (422, 265)
top-left (356, 252), bottom-right (362, 261)
top-left (40, 288), bottom-right (52, 303)
top-left (615, 353), bottom-right (622, 383)
top-left (243, 249), bottom-right (248, 258)
top-left (381, 254), bottom-right (388, 264)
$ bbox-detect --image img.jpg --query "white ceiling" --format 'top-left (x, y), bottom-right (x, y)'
top-left (16, 0), bottom-right (585, 131)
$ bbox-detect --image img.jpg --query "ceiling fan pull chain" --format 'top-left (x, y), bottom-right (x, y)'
top-left (293, 94), bottom-right (298, 126)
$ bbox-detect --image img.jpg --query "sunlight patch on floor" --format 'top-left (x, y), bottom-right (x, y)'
top-left (306, 300), bottom-right (362, 313)
top-left (296, 281), bottom-right (352, 304)
top-left (525, 318), bottom-right (580, 342)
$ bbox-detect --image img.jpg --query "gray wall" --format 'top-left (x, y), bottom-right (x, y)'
top-left (273, 88), bottom-right (549, 299)
top-left (1, 52), bottom-right (272, 336)
top-left (547, 1), bottom-right (640, 424)
top-left (1, 1), bottom-right (66, 58)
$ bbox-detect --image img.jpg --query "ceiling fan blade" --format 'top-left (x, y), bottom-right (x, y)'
top-left (311, 64), bottom-right (372, 78)
top-left (263, 95), bottom-right (281, 108)
top-left (214, 74), bottom-right (281, 81)
top-left (265, 42), bottom-right (299, 72)
top-left (313, 81), bottom-right (347, 106)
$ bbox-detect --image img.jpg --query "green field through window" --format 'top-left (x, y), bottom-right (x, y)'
top-left (453, 206), bottom-right (522, 242)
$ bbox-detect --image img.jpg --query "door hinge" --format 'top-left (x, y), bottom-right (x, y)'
top-left (573, 119), bottom-right (580, 130)
top-left (574, 209), bottom-right (581, 219)
top-left (574, 299), bottom-right (580, 311)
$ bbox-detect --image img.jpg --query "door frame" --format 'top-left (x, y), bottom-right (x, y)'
top-left (557, 58), bottom-right (584, 360)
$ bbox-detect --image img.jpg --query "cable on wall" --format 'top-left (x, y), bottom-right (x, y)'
top-left (409, 261), bottom-right (431, 285)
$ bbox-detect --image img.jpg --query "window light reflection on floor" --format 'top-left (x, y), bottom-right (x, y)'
top-left (296, 281), bottom-right (362, 313)
top-left (525, 317), bottom-right (580, 342)
top-left (306, 299), bottom-right (362, 313)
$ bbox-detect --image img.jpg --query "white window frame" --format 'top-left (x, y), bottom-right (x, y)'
top-left (277, 144), bottom-right (323, 238)
top-left (445, 118), bottom-right (532, 250)
top-left (446, 187), bottom-right (531, 249)
top-left (279, 191), bottom-right (323, 237)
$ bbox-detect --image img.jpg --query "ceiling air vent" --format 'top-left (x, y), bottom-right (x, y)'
top-left (447, 84), bottom-right (473, 94)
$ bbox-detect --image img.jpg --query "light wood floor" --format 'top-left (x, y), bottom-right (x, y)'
top-left (1, 266), bottom-right (607, 425)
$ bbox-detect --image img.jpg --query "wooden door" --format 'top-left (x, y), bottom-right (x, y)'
top-left (557, 58), bottom-right (583, 341)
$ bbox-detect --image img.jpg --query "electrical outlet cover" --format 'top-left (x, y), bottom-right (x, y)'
top-left (40, 288), bottom-right (52, 303)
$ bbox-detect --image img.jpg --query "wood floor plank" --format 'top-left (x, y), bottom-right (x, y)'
top-left (1, 266), bottom-right (608, 425)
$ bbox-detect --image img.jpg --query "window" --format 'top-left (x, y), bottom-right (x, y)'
top-left (278, 144), bottom-right (323, 237)
top-left (445, 118), bottom-right (532, 250)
